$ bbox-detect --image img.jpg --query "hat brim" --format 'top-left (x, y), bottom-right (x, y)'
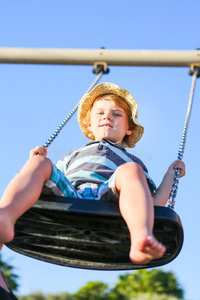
top-left (78, 82), bottom-right (144, 148)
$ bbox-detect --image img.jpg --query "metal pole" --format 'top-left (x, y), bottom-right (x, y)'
top-left (0, 48), bottom-right (200, 67)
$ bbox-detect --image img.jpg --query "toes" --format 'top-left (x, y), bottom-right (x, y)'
top-left (146, 236), bottom-right (166, 253)
top-left (130, 236), bottom-right (166, 264)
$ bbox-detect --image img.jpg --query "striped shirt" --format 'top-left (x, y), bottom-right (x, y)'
top-left (56, 139), bottom-right (156, 194)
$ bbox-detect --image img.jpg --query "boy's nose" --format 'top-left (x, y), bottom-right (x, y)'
top-left (103, 113), bottom-right (112, 120)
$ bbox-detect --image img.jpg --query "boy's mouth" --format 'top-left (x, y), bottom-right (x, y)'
top-left (100, 124), bottom-right (113, 128)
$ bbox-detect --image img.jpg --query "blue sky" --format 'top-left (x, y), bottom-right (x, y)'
top-left (0, 1), bottom-right (200, 299)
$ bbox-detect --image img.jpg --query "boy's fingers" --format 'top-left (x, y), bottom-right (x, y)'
top-left (174, 161), bottom-right (185, 177)
top-left (30, 146), bottom-right (47, 157)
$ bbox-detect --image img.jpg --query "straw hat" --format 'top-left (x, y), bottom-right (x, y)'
top-left (77, 82), bottom-right (144, 148)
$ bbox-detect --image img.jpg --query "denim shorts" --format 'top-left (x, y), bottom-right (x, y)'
top-left (42, 164), bottom-right (119, 202)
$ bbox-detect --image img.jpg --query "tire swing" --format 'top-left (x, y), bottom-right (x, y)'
top-left (6, 65), bottom-right (200, 271)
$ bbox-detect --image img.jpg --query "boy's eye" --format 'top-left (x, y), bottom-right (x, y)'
top-left (113, 112), bottom-right (122, 117)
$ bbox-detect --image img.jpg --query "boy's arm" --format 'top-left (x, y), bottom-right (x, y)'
top-left (153, 160), bottom-right (185, 206)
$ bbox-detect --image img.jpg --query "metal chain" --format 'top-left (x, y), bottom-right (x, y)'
top-left (167, 67), bottom-right (199, 209)
top-left (43, 70), bottom-right (104, 148)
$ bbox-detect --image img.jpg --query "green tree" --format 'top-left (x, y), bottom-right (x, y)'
top-left (0, 254), bottom-right (19, 291)
top-left (47, 292), bottom-right (74, 300)
top-left (128, 293), bottom-right (182, 300)
top-left (18, 291), bottom-right (46, 300)
top-left (17, 269), bottom-right (184, 300)
top-left (18, 291), bottom-right (75, 300)
top-left (73, 281), bottom-right (110, 300)
top-left (112, 269), bottom-right (184, 299)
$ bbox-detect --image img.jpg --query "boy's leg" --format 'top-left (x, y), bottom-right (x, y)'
top-left (0, 156), bottom-right (52, 244)
top-left (115, 162), bottom-right (166, 264)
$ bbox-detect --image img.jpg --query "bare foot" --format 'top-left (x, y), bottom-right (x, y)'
top-left (0, 210), bottom-right (15, 244)
top-left (129, 235), bottom-right (166, 264)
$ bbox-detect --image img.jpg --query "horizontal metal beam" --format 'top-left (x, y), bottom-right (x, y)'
top-left (0, 48), bottom-right (200, 67)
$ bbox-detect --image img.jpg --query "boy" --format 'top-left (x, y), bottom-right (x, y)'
top-left (0, 82), bottom-right (185, 264)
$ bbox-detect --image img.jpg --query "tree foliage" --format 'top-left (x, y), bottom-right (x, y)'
top-left (0, 254), bottom-right (19, 291)
top-left (16, 269), bottom-right (184, 300)
top-left (47, 293), bottom-right (74, 300)
top-left (73, 281), bottom-right (110, 300)
top-left (18, 291), bottom-right (46, 300)
top-left (18, 291), bottom-right (74, 300)
top-left (126, 293), bottom-right (183, 300)
top-left (112, 269), bottom-right (184, 299)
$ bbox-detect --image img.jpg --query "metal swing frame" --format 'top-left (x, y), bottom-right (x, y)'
top-left (4, 48), bottom-right (200, 269)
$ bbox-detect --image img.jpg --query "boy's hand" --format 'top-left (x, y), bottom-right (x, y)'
top-left (30, 146), bottom-right (47, 158)
top-left (168, 160), bottom-right (186, 178)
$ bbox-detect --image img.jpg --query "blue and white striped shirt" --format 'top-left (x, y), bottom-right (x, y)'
top-left (56, 139), bottom-right (156, 194)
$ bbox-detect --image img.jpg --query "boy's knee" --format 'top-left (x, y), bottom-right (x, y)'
top-left (117, 162), bottom-right (144, 177)
top-left (27, 156), bottom-right (52, 178)
top-left (116, 162), bottom-right (145, 191)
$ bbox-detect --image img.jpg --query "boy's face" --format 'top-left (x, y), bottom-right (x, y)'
top-left (88, 98), bottom-right (133, 143)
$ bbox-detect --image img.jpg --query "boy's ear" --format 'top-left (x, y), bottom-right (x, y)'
top-left (126, 128), bottom-right (133, 136)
